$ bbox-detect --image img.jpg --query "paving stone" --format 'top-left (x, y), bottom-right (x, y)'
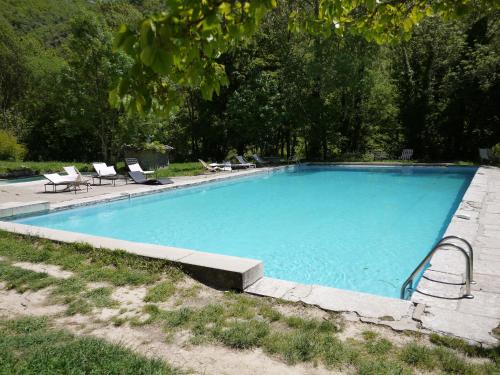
top-left (462, 190), bottom-right (485, 204)
top-left (482, 213), bottom-right (500, 224)
top-left (420, 306), bottom-right (499, 346)
top-left (458, 291), bottom-right (500, 319)
top-left (428, 249), bottom-right (472, 276)
top-left (485, 204), bottom-right (500, 214)
top-left (281, 284), bottom-right (313, 302)
top-left (476, 247), bottom-right (500, 257)
top-left (411, 291), bottom-right (459, 311)
top-left (300, 285), bottom-right (413, 320)
top-left (478, 252), bottom-right (500, 262)
top-left (483, 224), bottom-right (500, 232)
top-left (474, 260), bottom-right (500, 276)
top-left (245, 277), bottom-right (297, 299)
top-left (472, 273), bottom-right (500, 293)
top-left (475, 236), bottom-right (500, 248)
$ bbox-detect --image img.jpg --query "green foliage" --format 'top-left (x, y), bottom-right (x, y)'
top-left (0, 261), bottom-right (56, 292)
top-left (144, 281), bottom-right (176, 303)
top-left (112, 0), bottom-right (277, 114)
top-left (491, 143), bottom-right (500, 162)
top-left (399, 343), bottom-right (435, 369)
top-left (215, 320), bottom-right (270, 349)
top-left (142, 141), bottom-right (168, 154)
top-left (0, 130), bottom-right (26, 160)
top-left (112, 0), bottom-right (498, 115)
top-left (0, 316), bottom-right (181, 374)
top-left (0, 231), bottom-right (182, 288)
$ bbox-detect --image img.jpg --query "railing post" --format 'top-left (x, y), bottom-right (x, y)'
top-left (401, 242), bottom-right (474, 300)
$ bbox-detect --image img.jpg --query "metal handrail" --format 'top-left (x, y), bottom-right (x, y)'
top-left (400, 242), bottom-right (474, 300)
top-left (437, 236), bottom-right (474, 280)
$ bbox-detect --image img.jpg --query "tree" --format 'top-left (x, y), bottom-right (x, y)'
top-left (0, 16), bottom-right (29, 131)
top-left (111, 0), bottom-right (498, 116)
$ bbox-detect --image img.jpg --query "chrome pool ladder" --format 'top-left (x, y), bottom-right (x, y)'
top-left (400, 236), bottom-right (474, 300)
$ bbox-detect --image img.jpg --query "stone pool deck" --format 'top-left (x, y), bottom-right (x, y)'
top-left (0, 164), bottom-right (499, 346)
top-left (411, 166), bottom-right (500, 345)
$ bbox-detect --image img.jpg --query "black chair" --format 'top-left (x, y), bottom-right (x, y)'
top-left (128, 171), bottom-right (173, 185)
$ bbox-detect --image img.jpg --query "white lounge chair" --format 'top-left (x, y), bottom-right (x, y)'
top-left (199, 159), bottom-right (221, 172)
top-left (400, 149), bottom-right (414, 161)
top-left (44, 173), bottom-right (87, 194)
top-left (63, 166), bottom-right (91, 190)
top-left (479, 148), bottom-right (492, 163)
top-left (125, 158), bottom-right (155, 177)
top-left (235, 155), bottom-right (256, 168)
top-left (92, 163), bottom-right (127, 186)
top-left (64, 166), bottom-right (90, 181)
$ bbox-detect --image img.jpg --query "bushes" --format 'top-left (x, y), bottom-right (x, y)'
top-left (0, 130), bottom-right (26, 160)
top-left (491, 143), bottom-right (500, 164)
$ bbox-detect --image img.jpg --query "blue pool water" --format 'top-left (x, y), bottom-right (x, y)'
top-left (13, 166), bottom-right (476, 298)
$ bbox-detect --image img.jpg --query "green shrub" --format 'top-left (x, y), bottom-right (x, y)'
top-left (491, 143), bottom-right (500, 163)
top-left (0, 130), bottom-right (26, 160)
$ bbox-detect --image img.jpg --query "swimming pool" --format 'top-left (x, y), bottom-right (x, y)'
top-left (13, 165), bottom-right (476, 298)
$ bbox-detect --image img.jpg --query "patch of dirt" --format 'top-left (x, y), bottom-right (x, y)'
top-left (0, 287), bottom-right (65, 318)
top-left (112, 286), bottom-right (147, 308)
top-left (337, 319), bottom-right (420, 347)
top-left (163, 278), bottom-right (225, 310)
top-left (12, 261), bottom-right (74, 279)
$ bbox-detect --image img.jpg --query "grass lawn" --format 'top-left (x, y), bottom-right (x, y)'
top-left (0, 316), bottom-right (180, 375)
top-left (0, 230), bottom-right (498, 374)
top-left (0, 160), bottom-right (94, 175)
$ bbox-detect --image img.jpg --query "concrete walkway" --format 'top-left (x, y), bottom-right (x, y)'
top-left (411, 166), bottom-right (500, 345)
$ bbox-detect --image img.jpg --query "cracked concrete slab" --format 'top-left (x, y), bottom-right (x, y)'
top-left (245, 277), bottom-right (298, 299)
top-left (420, 305), bottom-right (499, 345)
top-left (246, 277), bottom-right (414, 322)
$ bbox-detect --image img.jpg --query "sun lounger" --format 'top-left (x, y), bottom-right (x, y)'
top-left (235, 155), bottom-right (256, 169)
top-left (64, 166), bottom-right (91, 183)
top-left (125, 158), bottom-right (155, 177)
top-left (92, 163), bottom-right (127, 186)
top-left (199, 159), bottom-right (221, 172)
top-left (44, 173), bottom-right (88, 194)
top-left (400, 149), bottom-right (414, 161)
top-left (128, 171), bottom-right (173, 185)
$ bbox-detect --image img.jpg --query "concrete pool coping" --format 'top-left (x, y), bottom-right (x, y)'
top-left (0, 163), bottom-right (498, 345)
